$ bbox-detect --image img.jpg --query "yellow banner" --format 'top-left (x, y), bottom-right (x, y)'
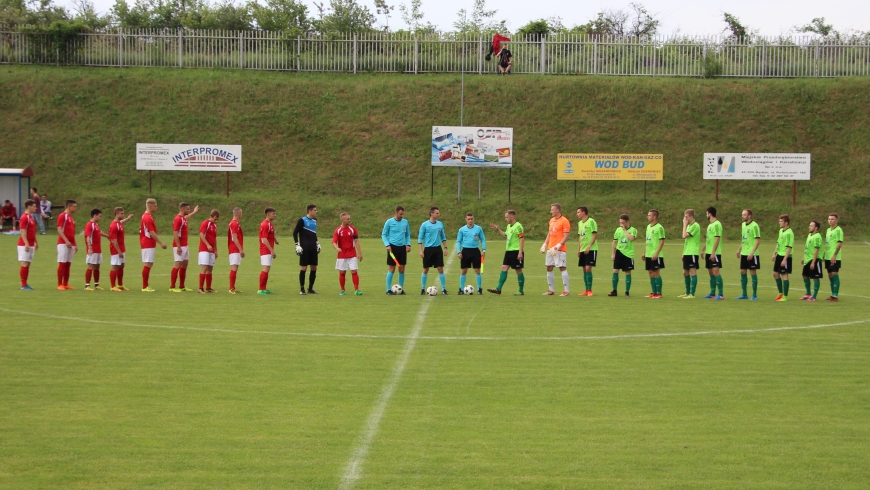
top-left (557, 154), bottom-right (664, 180)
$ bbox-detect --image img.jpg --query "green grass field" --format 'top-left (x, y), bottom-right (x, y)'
top-left (2, 234), bottom-right (869, 489)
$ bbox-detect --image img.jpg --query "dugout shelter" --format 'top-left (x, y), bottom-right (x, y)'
top-left (0, 168), bottom-right (34, 221)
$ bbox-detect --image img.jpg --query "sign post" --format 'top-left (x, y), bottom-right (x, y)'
top-left (432, 126), bottom-right (513, 201)
top-left (703, 153), bottom-right (811, 206)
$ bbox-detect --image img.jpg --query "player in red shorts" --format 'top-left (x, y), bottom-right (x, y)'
top-left (258, 207), bottom-right (278, 295)
top-left (171, 202), bottom-right (200, 292)
top-left (84, 209), bottom-right (109, 290)
top-left (227, 207), bottom-right (245, 294)
top-left (140, 198), bottom-right (168, 292)
top-left (332, 212), bottom-right (363, 295)
top-left (108, 207), bottom-right (134, 291)
top-left (56, 200), bottom-right (78, 290)
top-left (17, 199), bottom-right (39, 290)
top-left (197, 209), bottom-right (220, 293)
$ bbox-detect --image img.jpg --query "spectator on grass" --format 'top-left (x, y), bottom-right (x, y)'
top-left (30, 188), bottom-right (44, 234)
top-left (2, 200), bottom-right (18, 231)
top-left (40, 194), bottom-right (52, 234)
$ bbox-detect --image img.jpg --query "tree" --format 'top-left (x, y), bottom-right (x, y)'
top-left (453, 0), bottom-right (505, 35)
top-left (574, 3), bottom-right (658, 38)
top-left (316, 0), bottom-right (374, 35)
top-left (796, 17), bottom-right (835, 37)
top-left (72, 0), bottom-right (109, 29)
top-left (721, 12), bottom-right (749, 40)
top-left (517, 19), bottom-right (548, 40)
top-left (249, 0), bottom-right (308, 32)
top-left (373, 0), bottom-right (392, 31)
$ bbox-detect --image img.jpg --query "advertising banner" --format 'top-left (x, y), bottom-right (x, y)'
top-left (557, 154), bottom-right (663, 180)
top-left (136, 144), bottom-right (242, 172)
top-left (703, 153), bottom-right (810, 180)
top-left (431, 126), bottom-right (513, 168)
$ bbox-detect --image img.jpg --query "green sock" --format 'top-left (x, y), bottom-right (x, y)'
top-left (829, 276), bottom-right (835, 296)
top-left (650, 277), bottom-right (656, 294)
top-left (751, 275), bottom-right (758, 296)
top-left (709, 275), bottom-right (716, 295)
top-left (775, 277), bottom-right (783, 293)
top-left (740, 273), bottom-right (748, 296)
top-left (716, 276), bottom-right (724, 295)
top-left (690, 275), bottom-right (697, 295)
top-left (658, 276), bottom-right (664, 294)
top-left (803, 278), bottom-right (811, 295)
top-left (497, 270), bottom-right (507, 290)
top-left (684, 275), bottom-right (691, 295)
top-left (625, 275), bottom-right (632, 292)
top-left (833, 275), bottom-right (840, 296)
top-left (813, 279), bottom-right (820, 298)
top-left (612, 273), bottom-right (619, 291)
top-left (783, 280), bottom-right (789, 296)
top-left (587, 271), bottom-right (593, 291)
top-left (517, 273), bottom-right (524, 293)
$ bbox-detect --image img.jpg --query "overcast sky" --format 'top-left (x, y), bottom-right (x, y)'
top-left (72, 0), bottom-right (870, 36)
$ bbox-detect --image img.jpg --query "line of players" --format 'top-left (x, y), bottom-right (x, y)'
top-left (12, 199), bottom-right (845, 302)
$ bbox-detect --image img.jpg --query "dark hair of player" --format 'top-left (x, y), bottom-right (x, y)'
top-left (743, 209), bottom-right (753, 218)
top-left (619, 214), bottom-right (629, 221)
top-left (577, 206), bottom-right (588, 214)
top-left (264, 207), bottom-right (276, 214)
top-left (65, 200), bottom-right (77, 207)
top-left (649, 209), bottom-right (659, 218)
top-left (828, 213), bottom-right (838, 219)
top-left (506, 210), bottom-right (516, 216)
top-left (779, 214), bottom-right (790, 224)
top-left (91, 209), bottom-right (101, 217)
top-left (179, 202), bottom-right (189, 209)
top-left (210, 209), bottom-right (220, 218)
top-left (395, 206), bottom-right (405, 213)
top-left (706, 206), bottom-right (717, 217)
top-left (306, 204), bottom-right (316, 212)
top-left (429, 207), bottom-right (439, 215)
top-left (811, 220), bottom-right (821, 230)
top-left (24, 199), bottom-right (36, 208)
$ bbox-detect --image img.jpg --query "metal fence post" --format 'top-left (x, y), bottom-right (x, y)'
top-left (239, 31), bottom-right (243, 69)
top-left (296, 35), bottom-right (301, 72)
top-left (593, 39), bottom-right (597, 75)
top-left (177, 28), bottom-right (183, 68)
top-left (541, 36), bottom-right (546, 74)
top-left (353, 34), bottom-right (357, 74)
top-left (478, 36), bottom-right (482, 74)
top-left (761, 40), bottom-right (766, 78)
top-left (414, 37), bottom-right (418, 74)
top-left (814, 40), bottom-right (819, 77)
top-left (118, 29), bottom-right (123, 67)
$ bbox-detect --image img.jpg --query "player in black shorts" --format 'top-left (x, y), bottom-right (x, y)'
top-left (293, 204), bottom-right (320, 295)
top-left (417, 207), bottom-right (449, 295)
top-left (801, 220), bottom-right (823, 301)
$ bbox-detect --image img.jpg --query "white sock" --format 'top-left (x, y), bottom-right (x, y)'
top-left (561, 271), bottom-right (570, 292)
top-left (547, 271), bottom-right (555, 291)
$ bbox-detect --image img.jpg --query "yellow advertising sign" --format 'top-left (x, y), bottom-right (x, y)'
top-left (557, 154), bottom-right (664, 180)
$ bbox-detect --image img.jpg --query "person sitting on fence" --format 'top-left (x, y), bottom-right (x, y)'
top-left (498, 45), bottom-right (513, 74)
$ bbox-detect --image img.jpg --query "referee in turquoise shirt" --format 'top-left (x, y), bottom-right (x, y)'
top-left (382, 205), bottom-right (411, 294)
top-left (456, 212), bottom-right (486, 294)
top-left (418, 206), bottom-right (449, 295)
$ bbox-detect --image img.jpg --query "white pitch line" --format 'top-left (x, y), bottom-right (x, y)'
top-left (337, 254), bottom-right (455, 490)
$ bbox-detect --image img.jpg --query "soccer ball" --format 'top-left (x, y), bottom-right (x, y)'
top-left (426, 286), bottom-right (439, 296)
top-left (463, 285), bottom-right (476, 295)
top-left (391, 284), bottom-right (403, 294)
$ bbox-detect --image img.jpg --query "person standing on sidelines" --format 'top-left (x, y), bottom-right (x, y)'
top-left (736, 208), bottom-right (761, 300)
top-left (575, 206), bottom-right (598, 296)
top-left (801, 220), bottom-right (823, 302)
top-left (608, 214), bottom-right (636, 297)
top-left (197, 209), bottom-right (219, 294)
top-left (84, 209), bottom-right (109, 290)
top-left (641, 209), bottom-right (665, 298)
top-left (140, 198), bottom-right (167, 292)
top-left (542, 203), bottom-right (571, 296)
top-left (227, 207), bottom-right (244, 294)
top-left (294, 204), bottom-right (320, 295)
top-left (824, 213), bottom-right (843, 302)
top-left (333, 212), bottom-right (363, 296)
top-left (30, 188), bottom-right (45, 235)
top-left (772, 214), bottom-right (794, 302)
top-left (17, 199), bottom-right (38, 290)
top-left (702, 207), bottom-right (724, 299)
top-left (170, 202), bottom-right (200, 292)
top-left (109, 207), bottom-right (134, 291)
top-left (679, 209), bottom-right (700, 299)
top-left (258, 207), bottom-right (278, 295)
top-left (488, 209), bottom-right (525, 295)
top-left (56, 200), bottom-right (78, 290)
top-left (382, 206), bottom-right (410, 295)
top-left (418, 207), bottom-right (448, 295)
top-left (456, 212), bottom-right (486, 295)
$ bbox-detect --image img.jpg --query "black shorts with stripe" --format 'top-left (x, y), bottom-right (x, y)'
top-left (645, 257), bottom-right (664, 271)
top-left (578, 250), bottom-right (597, 267)
top-left (825, 259), bottom-right (841, 272)
top-left (705, 254), bottom-right (722, 269)
top-left (740, 255), bottom-right (761, 270)
top-left (773, 255), bottom-right (792, 274)
top-left (682, 255), bottom-right (699, 270)
top-left (802, 261), bottom-right (823, 279)
top-left (503, 250), bottom-right (524, 269)
top-left (613, 251), bottom-right (634, 271)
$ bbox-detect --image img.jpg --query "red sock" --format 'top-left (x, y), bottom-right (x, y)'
top-left (20, 266), bottom-right (28, 287)
top-left (118, 267), bottom-right (124, 285)
top-left (229, 270), bottom-right (236, 289)
top-left (199, 273), bottom-right (205, 289)
top-left (352, 271), bottom-right (360, 290)
top-left (110, 270), bottom-right (117, 287)
top-left (142, 266), bottom-right (150, 288)
top-left (64, 262), bottom-right (71, 285)
top-left (94, 270), bottom-right (100, 284)
top-left (259, 271), bottom-right (268, 290)
top-left (171, 267), bottom-right (178, 288)
top-left (339, 271), bottom-right (346, 290)
top-left (179, 268), bottom-right (187, 288)
top-left (206, 273), bottom-right (212, 290)
top-left (57, 264), bottom-right (64, 286)
top-left (85, 269), bottom-right (92, 285)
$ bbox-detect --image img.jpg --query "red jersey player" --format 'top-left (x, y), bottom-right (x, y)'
top-left (197, 209), bottom-right (220, 293)
top-left (56, 200), bottom-right (78, 290)
top-left (17, 199), bottom-right (39, 290)
top-left (109, 206), bottom-right (134, 291)
top-left (332, 212), bottom-right (363, 295)
top-left (140, 198), bottom-right (167, 292)
top-left (227, 207), bottom-right (245, 294)
top-left (84, 209), bottom-right (109, 290)
top-left (171, 202), bottom-right (200, 292)
top-left (258, 207), bottom-right (278, 295)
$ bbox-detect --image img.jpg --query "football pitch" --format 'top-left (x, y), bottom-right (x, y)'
top-left (2, 236), bottom-right (869, 489)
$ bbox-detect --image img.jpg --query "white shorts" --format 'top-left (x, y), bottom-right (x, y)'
top-left (17, 245), bottom-right (34, 262)
top-left (86, 253), bottom-right (103, 265)
top-left (261, 254), bottom-right (273, 266)
top-left (110, 254), bottom-right (125, 266)
top-left (335, 257), bottom-right (359, 271)
top-left (545, 250), bottom-right (568, 268)
top-left (57, 244), bottom-right (74, 263)
top-left (229, 253), bottom-right (242, 266)
top-left (173, 246), bottom-right (190, 262)
top-left (198, 251), bottom-right (215, 267)
top-left (141, 248), bottom-right (156, 263)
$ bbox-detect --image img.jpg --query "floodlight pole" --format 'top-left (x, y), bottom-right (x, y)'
top-left (458, 70), bottom-right (464, 201)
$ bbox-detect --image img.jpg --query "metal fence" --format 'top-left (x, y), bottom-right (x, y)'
top-left (2, 29), bottom-right (869, 77)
